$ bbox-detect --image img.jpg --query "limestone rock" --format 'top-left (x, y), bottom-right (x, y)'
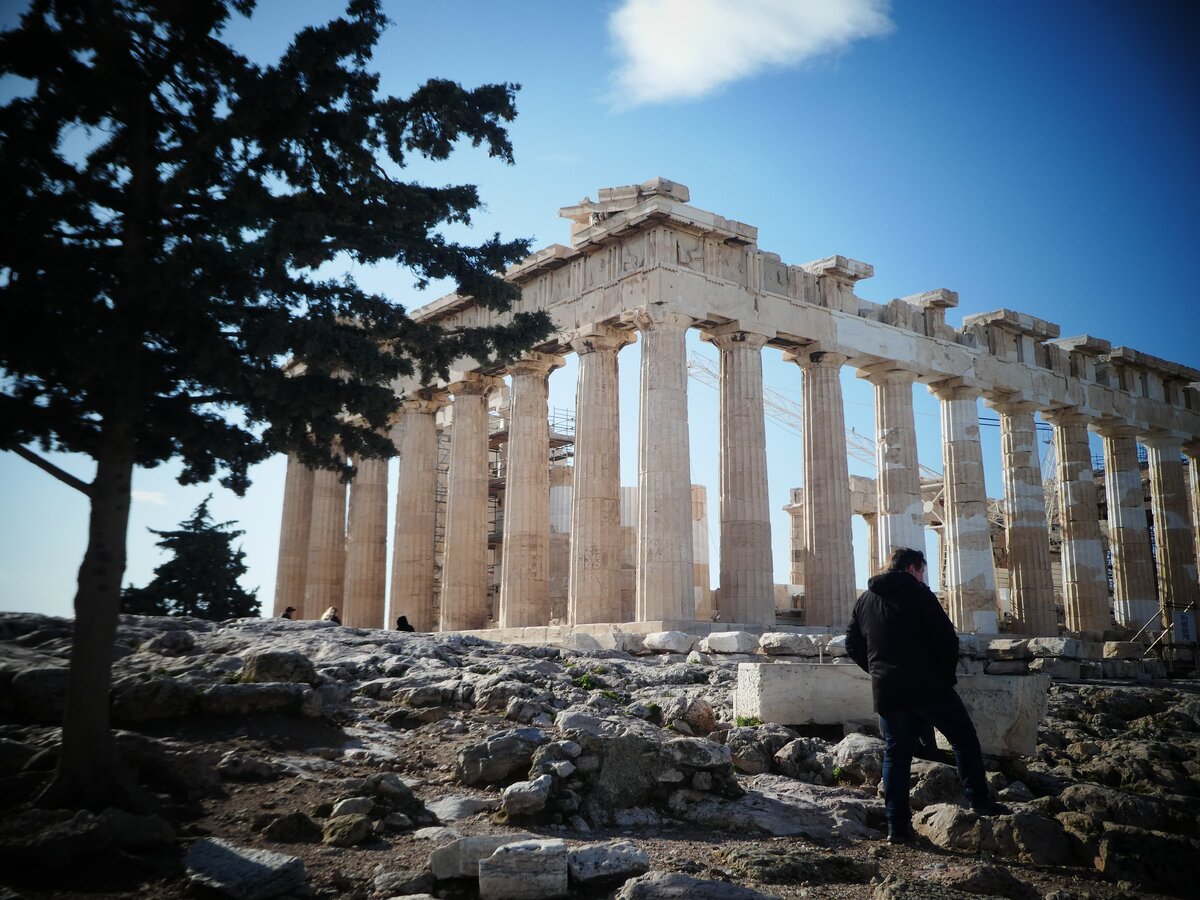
top-left (458, 728), bottom-right (549, 786)
top-left (142, 629), bottom-right (195, 655)
top-left (374, 868), bottom-right (434, 897)
top-left (425, 796), bottom-right (499, 822)
top-left (501, 775), bottom-right (553, 817)
top-left (260, 812), bottom-right (321, 843)
top-left (478, 838), bottom-right (568, 900)
top-left (642, 631), bottom-right (695, 654)
top-left (986, 639), bottom-right (1030, 660)
top-left (912, 804), bottom-right (985, 852)
top-left (8, 667), bottom-right (68, 724)
top-left (330, 796), bottom-right (374, 817)
top-left (198, 683), bottom-right (309, 715)
top-left (111, 675), bottom-right (198, 722)
top-left (241, 650), bottom-right (318, 685)
top-left (662, 737), bottom-right (730, 769)
top-left (758, 632), bottom-right (814, 656)
top-left (216, 751), bottom-right (282, 782)
top-left (659, 696), bottom-right (717, 735)
top-left (928, 863), bottom-right (1038, 900)
top-left (322, 813), bottom-right (373, 847)
top-left (566, 839), bottom-right (650, 885)
top-left (727, 724), bottom-right (801, 775)
top-left (700, 632), bottom-right (758, 654)
top-left (830, 733), bottom-right (885, 785)
top-left (1096, 823), bottom-right (1200, 895)
top-left (824, 635), bottom-right (848, 657)
top-left (184, 837), bottom-right (306, 900)
top-left (616, 872), bottom-right (782, 899)
top-left (908, 760), bottom-right (964, 810)
top-left (872, 875), bottom-right (992, 899)
top-left (720, 845), bottom-right (878, 885)
top-left (990, 812), bottom-right (1072, 865)
top-left (429, 833), bottom-right (536, 880)
top-left (1057, 782), bottom-right (1195, 836)
top-left (1027, 637), bottom-right (1082, 659)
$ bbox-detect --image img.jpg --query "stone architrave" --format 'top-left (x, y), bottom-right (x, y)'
top-left (273, 453), bottom-right (314, 617)
top-left (863, 366), bottom-right (926, 562)
top-left (705, 326), bottom-right (775, 626)
top-left (390, 395), bottom-right (447, 632)
top-left (1097, 424), bottom-right (1158, 630)
top-left (498, 352), bottom-right (565, 628)
top-left (992, 399), bottom-right (1056, 636)
top-left (342, 451), bottom-right (389, 629)
top-left (1141, 431), bottom-right (1200, 630)
top-left (929, 381), bottom-right (997, 633)
top-left (632, 308), bottom-right (695, 623)
top-left (788, 350), bottom-right (856, 627)
top-left (303, 464), bottom-right (347, 620)
top-left (1044, 408), bottom-right (1109, 634)
top-left (440, 374), bottom-right (500, 631)
top-left (567, 326), bottom-right (633, 625)
top-left (1186, 440), bottom-right (1200, 570)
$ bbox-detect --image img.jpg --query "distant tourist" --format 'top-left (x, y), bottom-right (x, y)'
top-left (846, 547), bottom-right (1007, 845)
top-left (280, 606), bottom-right (296, 620)
top-left (320, 606), bottom-right (341, 625)
top-left (396, 615), bottom-right (415, 632)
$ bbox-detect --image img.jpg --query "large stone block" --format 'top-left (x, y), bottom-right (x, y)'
top-left (733, 664), bottom-right (1049, 757)
top-left (642, 631), bottom-right (696, 654)
top-left (700, 631), bottom-right (759, 654)
top-left (429, 833), bottom-right (536, 880)
top-left (1027, 638), bottom-right (1082, 659)
top-left (478, 839), bottom-right (567, 900)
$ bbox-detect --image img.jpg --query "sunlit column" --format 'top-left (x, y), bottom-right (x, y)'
top-left (1098, 424), bottom-right (1158, 630)
top-left (273, 453), bottom-right (314, 617)
top-left (304, 464), bottom-right (347, 620)
top-left (1142, 431), bottom-right (1200, 631)
top-left (498, 352), bottom-right (564, 627)
top-left (864, 366), bottom-right (926, 560)
top-left (1045, 408), bottom-right (1109, 634)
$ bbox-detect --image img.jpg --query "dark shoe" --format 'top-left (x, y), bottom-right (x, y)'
top-left (971, 800), bottom-right (1011, 817)
top-left (886, 823), bottom-right (916, 844)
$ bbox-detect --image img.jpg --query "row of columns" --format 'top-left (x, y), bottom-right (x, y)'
top-left (276, 314), bottom-right (1200, 637)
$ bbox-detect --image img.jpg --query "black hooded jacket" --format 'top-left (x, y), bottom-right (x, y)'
top-left (845, 571), bottom-right (960, 713)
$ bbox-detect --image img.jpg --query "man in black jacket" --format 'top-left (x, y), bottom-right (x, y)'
top-left (846, 547), bottom-right (1006, 843)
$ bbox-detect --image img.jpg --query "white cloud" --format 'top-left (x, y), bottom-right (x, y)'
top-left (609, 0), bottom-right (894, 106)
top-left (132, 490), bottom-right (167, 506)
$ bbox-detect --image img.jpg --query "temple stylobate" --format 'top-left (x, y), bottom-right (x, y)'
top-left (273, 179), bottom-right (1200, 643)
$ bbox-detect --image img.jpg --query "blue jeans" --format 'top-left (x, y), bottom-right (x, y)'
top-left (878, 691), bottom-right (989, 827)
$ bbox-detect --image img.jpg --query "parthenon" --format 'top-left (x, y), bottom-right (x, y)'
top-left (273, 179), bottom-right (1200, 647)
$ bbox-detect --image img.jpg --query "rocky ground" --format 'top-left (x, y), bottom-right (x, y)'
top-left (0, 612), bottom-right (1198, 900)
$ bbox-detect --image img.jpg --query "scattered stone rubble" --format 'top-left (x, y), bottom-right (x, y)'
top-left (0, 611), bottom-right (1197, 899)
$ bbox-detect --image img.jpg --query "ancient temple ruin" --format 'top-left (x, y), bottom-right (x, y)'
top-left (273, 179), bottom-right (1200, 648)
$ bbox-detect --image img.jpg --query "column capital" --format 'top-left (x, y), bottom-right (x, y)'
top-left (398, 390), bottom-right (449, 416)
top-left (446, 372), bottom-right (503, 397)
top-left (1184, 438), bottom-right (1200, 459)
top-left (1093, 420), bottom-right (1140, 440)
top-left (624, 305), bottom-right (692, 333)
top-left (569, 324), bottom-right (635, 355)
top-left (857, 362), bottom-right (920, 386)
top-left (507, 351), bottom-right (565, 378)
top-left (984, 395), bottom-right (1040, 417)
top-left (783, 348), bottom-right (849, 369)
top-left (1041, 406), bottom-right (1091, 427)
top-left (701, 327), bottom-right (771, 353)
top-left (927, 378), bottom-right (983, 402)
top-left (1138, 430), bottom-right (1183, 452)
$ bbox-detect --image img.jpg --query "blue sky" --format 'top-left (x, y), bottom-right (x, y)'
top-left (2, 0), bottom-right (1197, 619)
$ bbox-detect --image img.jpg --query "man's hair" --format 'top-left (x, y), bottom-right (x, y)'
top-left (887, 547), bottom-right (927, 573)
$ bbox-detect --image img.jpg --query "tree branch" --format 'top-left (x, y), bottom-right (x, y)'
top-left (9, 445), bottom-right (93, 496)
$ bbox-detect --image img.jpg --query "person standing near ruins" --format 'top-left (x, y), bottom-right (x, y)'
top-left (845, 547), bottom-right (1006, 843)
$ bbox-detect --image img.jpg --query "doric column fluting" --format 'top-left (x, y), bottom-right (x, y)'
top-left (1045, 409), bottom-right (1109, 634)
top-left (304, 464), bottom-right (347, 620)
top-left (1098, 424), bottom-right (1158, 630)
top-left (707, 328), bottom-right (774, 626)
top-left (789, 350), bottom-right (856, 627)
top-left (1186, 440), bottom-right (1200, 572)
top-left (439, 374), bottom-right (500, 631)
top-left (274, 453), bottom-right (314, 617)
top-left (391, 395), bottom-right (447, 632)
top-left (864, 367), bottom-right (926, 562)
top-left (784, 489), bottom-right (806, 592)
top-left (342, 451), bottom-right (389, 629)
top-left (498, 352), bottom-right (565, 628)
top-left (1141, 431), bottom-right (1200, 630)
top-left (633, 309), bottom-right (695, 623)
top-left (567, 326), bottom-right (634, 625)
top-left (929, 382), bottom-right (998, 632)
top-left (992, 400), bottom-right (1056, 635)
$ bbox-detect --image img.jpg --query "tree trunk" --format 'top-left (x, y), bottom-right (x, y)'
top-left (37, 415), bottom-right (150, 812)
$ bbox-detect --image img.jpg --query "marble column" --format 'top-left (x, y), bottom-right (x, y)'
top-left (993, 400), bottom-right (1056, 635)
top-left (274, 453), bottom-right (314, 617)
top-left (304, 465), bottom-right (347, 620)
top-left (790, 350), bottom-right (855, 627)
top-left (1045, 409), bottom-right (1109, 634)
top-left (1098, 424), bottom-right (1158, 630)
top-left (865, 367), bottom-right (926, 562)
top-left (391, 396), bottom-right (446, 632)
top-left (568, 327), bottom-right (633, 625)
top-left (784, 489), bottom-right (806, 592)
top-left (1186, 440), bottom-right (1200, 570)
top-left (342, 452), bottom-right (389, 629)
top-left (1142, 432), bottom-right (1200, 629)
top-left (709, 328), bottom-right (774, 626)
top-left (929, 382), bottom-right (997, 633)
top-left (498, 352), bottom-right (564, 628)
top-left (862, 513), bottom-right (881, 577)
top-left (634, 309), bottom-right (695, 623)
top-left (439, 374), bottom-right (499, 631)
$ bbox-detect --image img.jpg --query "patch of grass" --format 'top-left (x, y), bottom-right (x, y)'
top-left (735, 715), bottom-right (763, 728)
top-left (573, 673), bottom-right (599, 690)
top-left (600, 689), bottom-right (621, 702)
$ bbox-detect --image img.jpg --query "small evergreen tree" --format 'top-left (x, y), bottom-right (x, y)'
top-left (121, 497), bottom-right (259, 620)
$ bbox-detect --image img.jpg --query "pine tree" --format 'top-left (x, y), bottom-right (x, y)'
top-left (121, 497), bottom-right (259, 620)
top-left (0, 0), bottom-right (551, 811)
